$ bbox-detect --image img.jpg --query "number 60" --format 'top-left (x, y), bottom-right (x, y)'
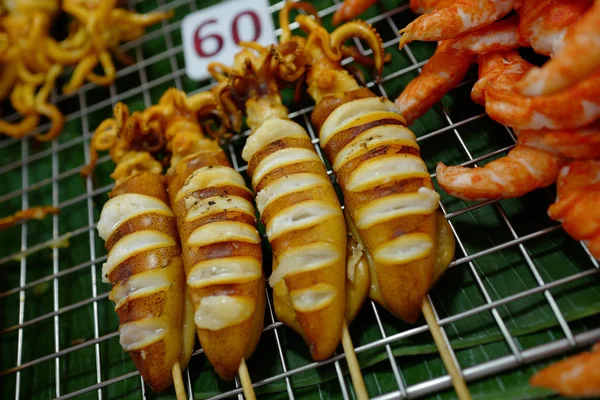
top-left (193, 10), bottom-right (262, 58)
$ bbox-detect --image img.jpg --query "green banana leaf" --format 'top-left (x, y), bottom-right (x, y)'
top-left (1, 0), bottom-right (598, 400)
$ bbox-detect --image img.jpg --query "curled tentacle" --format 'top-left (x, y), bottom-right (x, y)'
top-left (436, 145), bottom-right (565, 201)
top-left (279, 1), bottom-right (320, 42)
top-left (0, 206), bottom-right (60, 231)
top-left (80, 118), bottom-right (119, 177)
top-left (548, 161), bottom-right (600, 259)
top-left (330, 20), bottom-right (385, 82)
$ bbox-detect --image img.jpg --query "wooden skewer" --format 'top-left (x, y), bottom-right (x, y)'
top-left (238, 358), bottom-right (256, 400)
top-left (172, 362), bottom-right (187, 400)
top-left (421, 298), bottom-right (472, 400)
top-left (342, 322), bottom-right (369, 400)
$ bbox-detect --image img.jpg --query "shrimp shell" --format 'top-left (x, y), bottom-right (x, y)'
top-left (436, 145), bottom-right (565, 201)
top-left (395, 40), bottom-right (475, 125)
top-left (451, 15), bottom-right (520, 54)
top-left (518, 0), bottom-right (600, 96)
top-left (516, 124), bottom-right (600, 160)
top-left (399, 0), bottom-right (516, 47)
top-left (410, 0), bottom-right (456, 15)
top-left (548, 160), bottom-right (600, 260)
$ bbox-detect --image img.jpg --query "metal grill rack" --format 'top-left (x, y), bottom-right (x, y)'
top-left (1, 0), bottom-right (599, 399)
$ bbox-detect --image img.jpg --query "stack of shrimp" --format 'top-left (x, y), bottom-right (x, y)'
top-left (334, 0), bottom-right (600, 260)
top-left (83, 85), bottom-right (267, 393)
top-left (0, 0), bottom-right (172, 141)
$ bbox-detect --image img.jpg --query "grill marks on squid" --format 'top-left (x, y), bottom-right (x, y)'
top-left (315, 95), bottom-right (440, 323)
top-left (242, 117), bottom-right (346, 360)
top-left (97, 172), bottom-right (189, 392)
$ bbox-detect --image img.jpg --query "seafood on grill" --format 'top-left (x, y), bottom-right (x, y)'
top-left (0, 0), bottom-right (64, 141)
top-left (399, 0), bottom-right (516, 48)
top-left (0, 206), bottom-right (60, 230)
top-left (436, 145), bottom-right (565, 201)
top-left (279, 2), bottom-right (456, 324)
top-left (530, 342), bottom-right (600, 396)
top-left (515, 0), bottom-right (593, 57)
top-left (332, 0), bottom-right (457, 25)
top-left (518, 0), bottom-right (599, 96)
top-left (61, 0), bottom-right (173, 94)
top-left (548, 160), bottom-right (600, 260)
top-left (91, 105), bottom-right (195, 393)
top-left (220, 44), bottom-right (349, 361)
top-left (140, 87), bottom-right (266, 381)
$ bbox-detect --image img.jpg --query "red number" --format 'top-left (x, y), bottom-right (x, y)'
top-left (194, 19), bottom-right (224, 58)
top-left (231, 10), bottom-right (261, 44)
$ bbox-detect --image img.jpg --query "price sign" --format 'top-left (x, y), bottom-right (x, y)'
top-left (181, 0), bottom-right (276, 81)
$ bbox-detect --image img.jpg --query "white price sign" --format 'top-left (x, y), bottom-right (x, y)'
top-left (181, 0), bottom-right (276, 81)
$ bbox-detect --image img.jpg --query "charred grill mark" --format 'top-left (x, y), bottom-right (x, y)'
top-left (254, 160), bottom-right (329, 193)
top-left (247, 137), bottom-right (316, 177)
top-left (106, 213), bottom-right (179, 251)
top-left (323, 119), bottom-right (405, 161)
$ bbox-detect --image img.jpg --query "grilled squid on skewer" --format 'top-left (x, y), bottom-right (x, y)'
top-left (140, 88), bottom-right (265, 381)
top-left (279, 3), bottom-right (456, 324)
top-left (90, 105), bottom-right (195, 393)
top-left (218, 46), bottom-right (348, 361)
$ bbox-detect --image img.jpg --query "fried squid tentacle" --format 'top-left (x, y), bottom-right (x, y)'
top-left (548, 160), bottom-right (600, 259)
top-left (0, 206), bottom-right (60, 230)
top-left (143, 89), bottom-right (265, 381)
top-left (95, 107), bottom-right (195, 392)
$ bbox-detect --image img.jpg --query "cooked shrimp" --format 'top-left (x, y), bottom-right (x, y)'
top-left (516, 0), bottom-right (592, 56)
top-left (531, 342), bottom-right (600, 396)
top-left (332, 0), bottom-right (376, 25)
top-left (451, 15), bottom-right (520, 54)
top-left (410, 0), bottom-right (456, 15)
top-left (548, 160), bottom-right (600, 259)
top-left (486, 69), bottom-right (600, 130)
top-left (471, 51), bottom-right (533, 105)
top-left (517, 123), bottom-right (600, 160)
top-left (518, 0), bottom-right (600, 96)
top-left (395, 40), bottom-right (475, 124)
top-left (436, 145), bottom-right (565, 201)
top-left (399, 0), bottom-right (516, 48)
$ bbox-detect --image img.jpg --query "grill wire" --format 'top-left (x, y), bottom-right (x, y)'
top-left (1, 0), bottom-right (599, 399)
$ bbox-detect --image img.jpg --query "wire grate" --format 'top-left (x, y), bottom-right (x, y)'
top-left (1, 0), bottom-right (599, 399)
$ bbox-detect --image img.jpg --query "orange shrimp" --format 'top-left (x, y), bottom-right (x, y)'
top-left (518, 0), bottom-right (600, 96)
top-left (517, 123), bottom-right (600, 161)
top-left (548, 160), bottom-right (600, 259)
top-left (332, 0), bottom-right (377, 25)
top-left (471, 51), bottom-right (533, 105)
top-left (436, 145), bottom-right (565, 201)
top-left (485, 69), bottom-right (600, 130)
top-left (516, 0), bottom-right (592, 56)
top-left (410, 0), bottom-right (457, 15)
top-left (399, 0), bottom-right (516, 48)
top-left (530, 342), bottom-right (600, 396)
top-left (395, 40), bottom-right (475, 124)
top-left (451, 14), bottom-right (520, 54)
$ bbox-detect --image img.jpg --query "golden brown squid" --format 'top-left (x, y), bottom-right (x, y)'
top-left (140, 88), bottom-right (265, 381)
top-left (60, 0), bottom-right (173, 94)
top-left (217, 45), bottom-right (350, 362)
top-left (90, 105), bottom-right (195, 393)
top-left (0, 0), bottom-right (64, 141)
top-left (279, 2), bottom-right (456, 324)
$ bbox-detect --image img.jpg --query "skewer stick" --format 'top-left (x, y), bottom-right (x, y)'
top-left (342, 322), bottom-right (369, 400)
top-left (172, 362), bottom-right (187, 400)
top-left (421, 298), bottom-right (472, 400)
top-left (238, 358), bottom-right (256, 400)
